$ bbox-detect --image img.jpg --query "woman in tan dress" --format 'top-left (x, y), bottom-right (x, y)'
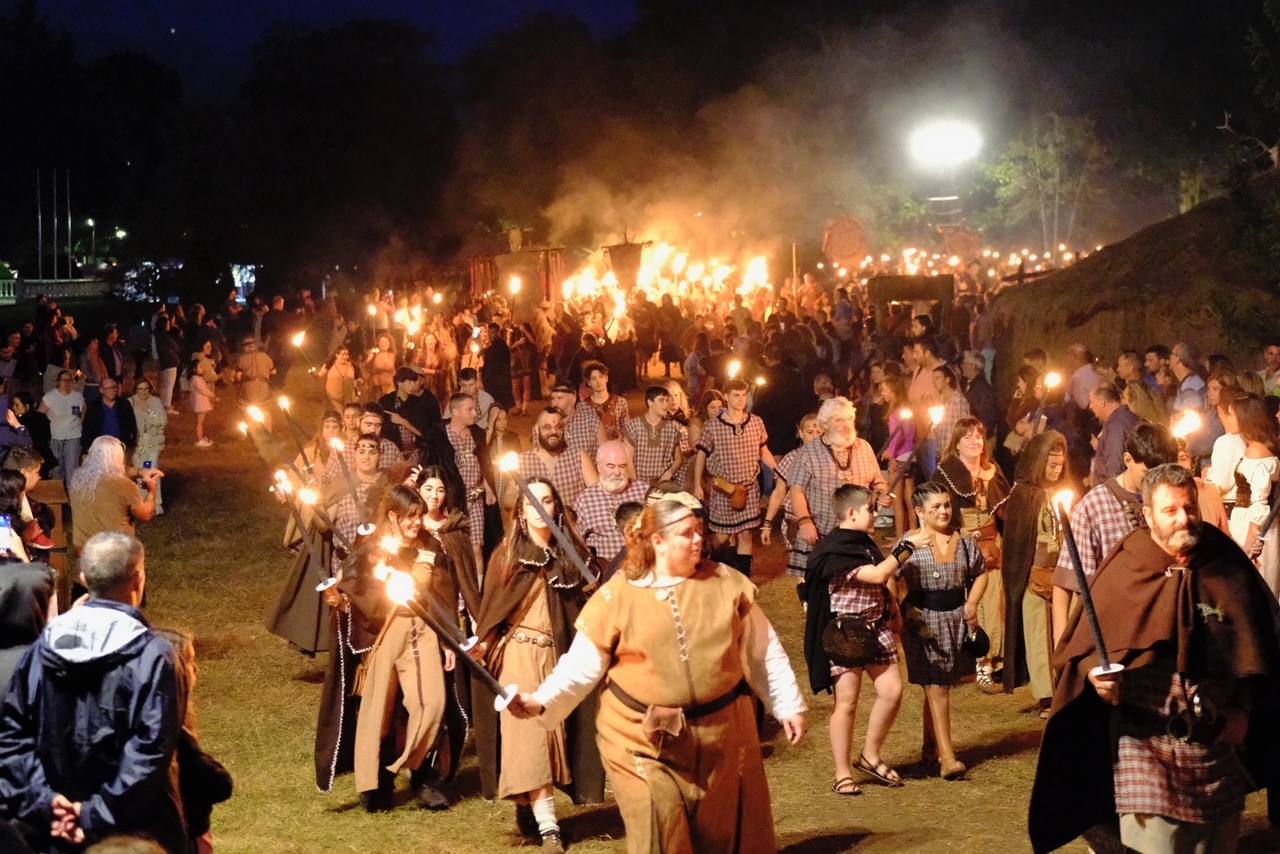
top-left (509, 494), bottom-right (808, 854)
top-left (471, 478), bottom-right (602, 853)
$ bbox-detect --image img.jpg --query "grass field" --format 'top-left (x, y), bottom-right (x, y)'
top-left (138, 374), bottom-right (1276, 854)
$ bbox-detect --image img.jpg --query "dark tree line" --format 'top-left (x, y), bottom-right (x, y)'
top-left (0, 0), bottom-right (1274, 297)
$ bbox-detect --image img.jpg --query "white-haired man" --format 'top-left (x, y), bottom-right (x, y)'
top-left (572, 440), bottom-right (649, 580)
top-left (776, 397), bottom-right (887, 582)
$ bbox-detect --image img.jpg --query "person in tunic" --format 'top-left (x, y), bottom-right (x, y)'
top-left (621, 385), bottom-right (688, 485)
top-left (233, 336), bottom-right (274, 427)
top-left (470, 478), bottom-right (603, 853)
top-left (445, 392), bottom-right (496, 573)
top-left (761, 412), bottom-right (822, 588)
top-left (1029, 464), bottom-right (1280, 854)
top-left (692, 378), bottom-right (777, 577)
top-left (803, 484), bottom-right (909, 796)
top-left (931, 416), bottom-right (1010, 694)
top-left (351, 486), bottom-right (465, 812)
top-left (363, 333), bottom-right (397, 400)
top-left (508, 494), bottom-right (807, 854)
top-left (318, 346), bottom-right (360, 416)
top-left (997, 430), bottom-right (1067, 712)
top-left (896, 482), bottom-right (989, 780)
top-left (781, 396), bottom-right (888, 590)
top-left (518, 407), bottom-right (588, 508)
top-left (572, 441), bottom-right (650, 580)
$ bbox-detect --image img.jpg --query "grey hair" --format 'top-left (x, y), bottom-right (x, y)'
top-left (1140, 463), bottom-right (1198, 506)
top-left (816, 396), bottom-right (856, 430)
top-left (962, 349), bottom-right (986, 370)
top-left (80, 531), bottom-right (145, 596)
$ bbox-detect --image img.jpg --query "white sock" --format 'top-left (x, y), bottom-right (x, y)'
top-left (532, 796), bottom-right (558, 836)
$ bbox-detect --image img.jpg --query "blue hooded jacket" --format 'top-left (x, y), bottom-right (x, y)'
top-left (0, 599), bottom-right (187, 853)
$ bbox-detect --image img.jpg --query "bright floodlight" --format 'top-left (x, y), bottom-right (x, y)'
top-left (908, 119), bottom-right (983, 169)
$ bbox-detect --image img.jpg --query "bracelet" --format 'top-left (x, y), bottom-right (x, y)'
top-left (795, 516), bottom-right (813, 526)
top-left (760, 518), bottom-right (775, 529)
top-left (890, 541), bottom-right (915, 563)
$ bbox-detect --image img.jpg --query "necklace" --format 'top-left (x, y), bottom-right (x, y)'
top-left (822, 439), bottom-right (853, 471)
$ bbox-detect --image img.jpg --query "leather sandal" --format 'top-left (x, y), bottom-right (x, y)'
top-left (832, 776), bottom-right (862, 796)
top-left (855, 754), bottom-right (903, 787)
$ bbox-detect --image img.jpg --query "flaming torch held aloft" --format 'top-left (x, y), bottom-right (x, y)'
top-left (1171, 410), bottom-right (1203, 441)
top-left (1030, 371), bottom-right (1062, 431)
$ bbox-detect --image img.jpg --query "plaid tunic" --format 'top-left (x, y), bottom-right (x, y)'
top-left (623, 416), bottom-right (687, 484)
top-left (343, 436), bottom-right (403, 473)
top-left (697, 413), bottom-right (768, 534)
top-left (898, 534), bottom-right (984, 686)
top-left (518, 448), bottom-right (587, 506)
top-left (448, 426), bottom-right (486, 548)
top-left (564, 405), bottom-right (599, 458)
top-left (583, 393), bottom-right (630, 439)
top-left (1114, 659), bottom-right (1248, 823)
top-left (572, 479), bottom-right (650, 563)
top-left (828, 567), bottom-right (898, 676)
top-left (1051, 480), bottom-right (1140, 593)
top-left (780, 438), bottom-right (886, 577)
top-left (329, 481), bottom-right (375, 571)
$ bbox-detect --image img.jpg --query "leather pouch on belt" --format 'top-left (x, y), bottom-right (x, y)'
top-left (641, 704), bottom-right (686, 747)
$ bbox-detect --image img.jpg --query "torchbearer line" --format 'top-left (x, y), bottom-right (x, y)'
top-left (275, 396), bottom-right (313, 471)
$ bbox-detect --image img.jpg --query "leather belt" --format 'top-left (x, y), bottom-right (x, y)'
top-left (509, 629), bottom-right (554, 648)
top-left (906, 587), bottom-right (965, 612)
top-left (607, 678), bottom-right (749, 719)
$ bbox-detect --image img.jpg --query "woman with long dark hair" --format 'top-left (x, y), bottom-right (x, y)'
top-left (470, 478), bottom-right (603, 851)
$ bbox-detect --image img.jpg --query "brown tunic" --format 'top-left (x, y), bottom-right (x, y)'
top-left (575, 562), bottom-right (778, 853)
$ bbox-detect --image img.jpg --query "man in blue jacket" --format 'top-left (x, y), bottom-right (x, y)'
top-left (0, 531), bottom-right (186, 852)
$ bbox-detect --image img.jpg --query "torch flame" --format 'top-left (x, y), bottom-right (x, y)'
top-left (1043, 371), bottom-right (1063, 390)
top-left (238, 421), bottom-right (249, 436)
top-left (372, 561), bottom-right (393, 582)
top-left (1171, 410), bottom-right (1203, 439)
top-left (246, 405), bottom-right (266, 424)
top-left (498, 451), bottom-right (519, 474)
top-left (928, 405), bottom-right (945, 425)
top-left (898, 407), bottom-right (914, 420)
top-left (509, 275), bottom-right (522, 295)
top-left (277, 395), bottom-right (291, 412)
top-left (385, 570), bottom-right (415, 606)
top-left (728, 359), bottom-right (742, 379)
top-left (754, 375), bottom-right (766, 387)
top-left (379, 535), bottom-right (402, 555)
top-left (273, 470), bottom-right (292, 495)
top-left (469, 341), bottom-right (480, 355)
top-left (328, 436), bottom-right (346, 452)
top-left (367, 304), bottom-right (377, 317)
top-left (1052, 489), bottom-right (1075, 514)
top-left (298, 487), bottom-right (319, 506)
top-left (432, 292), bottom-right (443, 305)
top-left (291, 331), bottom-right (306, 348)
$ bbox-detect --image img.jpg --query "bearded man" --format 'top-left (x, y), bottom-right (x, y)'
top-left (518, 406), bottom-right (587, 506)
top-left (776, 397), bottom-right (887, 579)
top-left (1030, 464), bottom-right (1280, 854)
top-left (572, 440), bottom-right (649, 579)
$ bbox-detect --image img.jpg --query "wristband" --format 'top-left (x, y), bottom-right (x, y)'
top-left (891, 540), bottom-right (915, 564)
top-left (795, 516), bottom-right (813, 527)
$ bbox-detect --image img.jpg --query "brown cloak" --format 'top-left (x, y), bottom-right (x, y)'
top-left (471, 540), bottom-right (605, 803)
top-left (1027, 524), bottom-right (1280, 853)
top-left (997, 431), bottom-right (1066, 693)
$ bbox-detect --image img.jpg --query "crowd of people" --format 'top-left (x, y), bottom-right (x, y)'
top-left (0, 275), bottom-right (1273, 853)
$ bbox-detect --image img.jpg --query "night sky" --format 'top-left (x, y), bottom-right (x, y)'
top-left (40, 0), bottom-right (638, 95)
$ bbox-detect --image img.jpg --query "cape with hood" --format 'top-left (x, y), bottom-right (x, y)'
top-left (470, 539), bottom-right (604, 803)
top-left (1028, 524), bottom-right (1280, 853)
top-left (997, 430), bottom-right (1066, 693)
top-left (802, 528), bottom-right (886, 695)
top-left (0, 599), bottom-right (188, 853)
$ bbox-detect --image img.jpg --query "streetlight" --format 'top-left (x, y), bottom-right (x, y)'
top-left (907, 119), bottom-right (983, 170)
top-left (86, 218), bottom-right (95, 265)
top-left (114, 228), bottom-right (127, 240)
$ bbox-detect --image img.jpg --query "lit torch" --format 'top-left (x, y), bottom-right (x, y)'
top-left (1171, 410), bottom-right (1202, 440)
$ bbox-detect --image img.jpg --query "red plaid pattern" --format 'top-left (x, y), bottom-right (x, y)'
top-left (781, 438), bottom-right (885, 574)
top-left (343, 436), bottom-right (403, 473)
top-left (518, 448), bottom-right (587, 506)
top-left (572, 479), bottom-right (650, 562)
top-left (623, 417), bottom-right (685, 483)
top-left (1052, 480), bottom-right (1139, 592)
top-left (582, 393), bottom-right (630, 439)
top-left (697, 413), bottom-right (768, 534)
top-left (564, 405), bottom-right (599, 457)
top-left (1114, 661), bottom-right (1249, 823)
top-left (330, 482), bottom-right (375, 571)
top-left (448, 427), bottom-right (485, 548)
top-left (829, 565), bottom-right (898, 674)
